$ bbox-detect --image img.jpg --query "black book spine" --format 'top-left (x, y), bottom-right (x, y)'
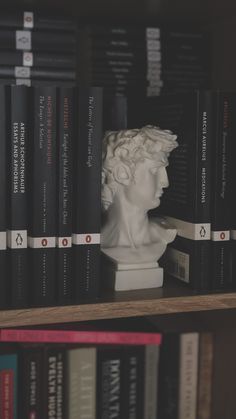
top-left (0, 66), bottom-right (76, 81)
top-left (7, 84), bottom-right (29, 308)
top-left (0, 78), bottom-right (76, 87)
top-left (123, 346), bottom-right (144, 419)
top-left (18, 348), bottom-right (43, 419)
top-left (73, 86), bottom-right (103, 302)
top-left (43, 347), bottom-right (65, 419)
top-left (43, 347), bottom-right (58, 419)
top-left (193, 90), bottom-right (212, 225)
top-left (57, 87), bottom-right (73, 305)
top-left (97, 347), bottom-right (123, 419)
top-left (0, 86), bottom-right (7, 308)
top-left (29, 86), bottom-right (57, 307)
top-left (157, 334), bottom-right (180, 419)
top-left (0, 51), bottom-right (76, 69)
top-left (211, 91), bottom-right (231, 290)
top-left (0, 11), bottom-right (77, 32)
top-left (0, 30), bottom-right (76, 53)
top-left (229, 95), bottom-right (236, 289)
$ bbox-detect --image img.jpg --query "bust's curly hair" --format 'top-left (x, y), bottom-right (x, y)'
top-left (101, 125), bottom-right (178, 210)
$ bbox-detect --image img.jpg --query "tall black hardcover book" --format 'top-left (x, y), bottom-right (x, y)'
top-left (29, 86), bottom-right (57, 307)
top-left (0, 86), bottom-right (7, 308)
top-left (72, 86), bottom-right (103, 302)
top-left (210, 91), bottom-right (231, 290)
top-left (7, 84), bottom-right (29, 307)
top-left (144, 91), bottom-right (212, 290)
top-left (57, 87), bottom-right (73, 305)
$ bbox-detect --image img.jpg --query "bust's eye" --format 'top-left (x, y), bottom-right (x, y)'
top-left (150, 167), bottom-right (159, 175)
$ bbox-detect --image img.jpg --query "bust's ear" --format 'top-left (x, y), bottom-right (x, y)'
top-left (113, 164), bottom-right (132, 186)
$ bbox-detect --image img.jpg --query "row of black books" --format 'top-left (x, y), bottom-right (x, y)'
top-left (78, 23), bottom-right (210, 98)
top-left (0, 10), bottom-right (77, 86)
top-left (0, 326), bottom-right (214, 419)
top-left (0, 84), bottom-right (103, 309)
top-left (128, 89), bottom-right (236, 291)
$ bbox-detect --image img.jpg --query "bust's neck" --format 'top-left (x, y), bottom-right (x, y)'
top-left (101, 194), bottom-right (150, 248)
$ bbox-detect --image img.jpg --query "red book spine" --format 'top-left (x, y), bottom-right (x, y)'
top-left (0, 329), bottom-right (162, 345)
top-left (0, 370), bottom-right (14, 419)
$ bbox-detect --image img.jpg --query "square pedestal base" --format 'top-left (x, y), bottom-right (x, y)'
top-left (102, 263), bottom-right (163, 291)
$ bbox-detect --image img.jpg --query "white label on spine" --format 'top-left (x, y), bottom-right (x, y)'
top-left (147, 51), bottom-right (161, 62)
top-left (165, 217), bottom-right (211, 240)
top-left (23, 12), bottom-right (34, 28)
top-left (147, 62), bottom-right (162, 71)
top-left (16, 78), bottom-right (31, 86)
top-left (147, 69), bottom-right (162, 78)
top-left (231, 230), bottom-right (236, 240)
top-left (57, 237), bottom-right (72, 248)
top-left (72, 233), bottom-right (100, 245)
top-left (28, 236), bottom-right (56, 248)
top-left (166, 247), bottom-right (190, 283)
top-left (23, 51), bottom-right (33, 66)
top-left (211, 230), bottom-right (230, 241)
top-left (7, 230), bottom-right (27, 249)
top-left (148, 80), bottom-right (164, 87)
top-left (146, 27), bottom-right (160, 39)
top-left (0, 232), bottom-right (6, 250)
top-left (16, 30), bottom-right (31, 50)
top-left (147, 87), bottom-right (161, 97)
top-left (15, 66), bottom-right (31, 78)
top-left (147, 39), bottom-right (161, 50)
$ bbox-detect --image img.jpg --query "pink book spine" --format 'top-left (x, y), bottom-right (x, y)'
top-left (0, 329), bottom-right (162, 345)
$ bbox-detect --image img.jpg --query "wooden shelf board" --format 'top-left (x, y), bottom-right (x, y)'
top-left (1, 279), bottom-right (236, 327)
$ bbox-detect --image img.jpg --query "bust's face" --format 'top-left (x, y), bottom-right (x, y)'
top-left (123, 151), bottom-right (169, 211)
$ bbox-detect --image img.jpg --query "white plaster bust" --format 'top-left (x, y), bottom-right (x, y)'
top-left (101, 125), bottom-right (178, 265)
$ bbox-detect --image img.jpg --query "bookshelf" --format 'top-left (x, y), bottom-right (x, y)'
top-left (1, 1), bottom-right (236, 418)
top-left (0, 0), bottom-right (235, 320)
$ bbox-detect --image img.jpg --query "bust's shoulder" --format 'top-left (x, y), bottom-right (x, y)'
top-left (149, 217), bottom-right (177, 244)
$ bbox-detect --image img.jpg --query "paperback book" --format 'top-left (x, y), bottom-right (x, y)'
top-left (72, 86), bottom-right (103, 302)
top-left (7, 84), bottom-right (29, 307)
top-left (57, 87), bottom-right (73, 305)
top-left (210, 91), bottom-right (232, 290)
top-left (28, 86), bottom-right (57, 307)
top-left (0, 86), bottom-right (7, 308)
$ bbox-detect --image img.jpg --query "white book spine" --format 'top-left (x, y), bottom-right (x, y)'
top-left (68, 347), bottom-right (96, 419)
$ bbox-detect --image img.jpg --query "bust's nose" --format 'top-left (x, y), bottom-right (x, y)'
top-left (159, 167), bottom-right (169, 188)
